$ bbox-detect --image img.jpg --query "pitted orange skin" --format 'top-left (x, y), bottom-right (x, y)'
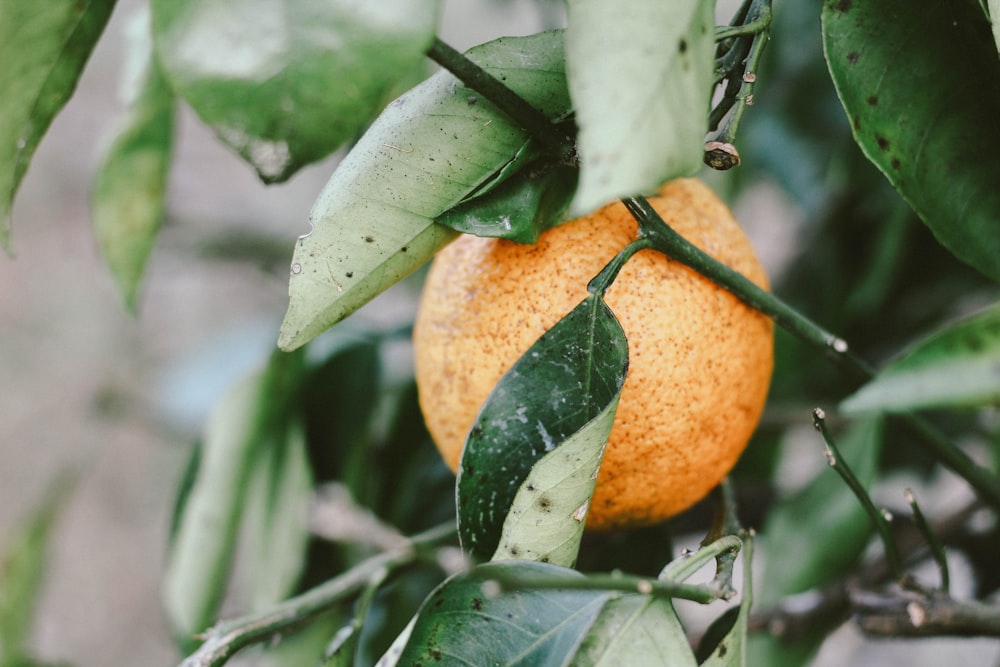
top-left (414, 178), bottom-right (773, 531)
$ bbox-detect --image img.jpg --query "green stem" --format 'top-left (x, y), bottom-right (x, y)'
top-left (587, 238), bottom-right (653, 296)
top-left (178, 522), bottom-right (456, 667)
top-left (624, 195), bottom-right (1000, 511)
top-left (426, 37), bottom-right (575, 160)
top-left (813, 408), bottom-right (904, 580)
top-left (906, 488), bottom-right (950, 593)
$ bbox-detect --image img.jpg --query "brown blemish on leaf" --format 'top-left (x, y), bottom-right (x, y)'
top-left (867, 95), bottom-right (878, 107)
top-left (833, 0), bottom-right (853, 11)
top-left (876, 135), bottom-right (890, 151)
top-left (847, 51), bottom-right (859, 65)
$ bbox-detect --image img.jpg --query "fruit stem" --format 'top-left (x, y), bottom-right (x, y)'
top-left (426, 37), bottom-right (576, 162)
top-left (586, 237), bottom-right (654, 296)
top-left (624, 194), bottom-right (1000, 512)
top-left (813, 408), bottom-right (905, 581)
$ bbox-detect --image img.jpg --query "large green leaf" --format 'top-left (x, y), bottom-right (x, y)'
top-left (151, 0), bottom-right (439, 183)
top-left (564, 0), bottom-right (714, 214)
top-left (91, 7), bottom-right (175, 311)
top-left (394, 561), bottom-right (611, 666)
top-left (841, 303), bottom-right (1000, 414)
top-left (823, 0), bottom-right (1000, 282)
top-left (747, 417), bottom-right (883, 665)
top-left (457, 295), bottom-right (628, 562)
top-left (278, 31), bottom-right (571, 351)
top-left (0, 0), bottom-right (115, 249)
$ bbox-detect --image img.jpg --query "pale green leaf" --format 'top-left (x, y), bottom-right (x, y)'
top-left (278, 31), bottom-right (571, 351)
top-left (841, 303), bottom-right (1000, 414)
top-left (151, 0), bottom-right (439, 182)
top-left (991, 0), bottom-right (1000, 55)
top-left (92, 7), bottom-right (175, 311)
top-left (572, 595), bottom-right (697, 667)
top-left (565, 0), bottom-right (714, 214)
top-left (0, 0), bottom-right (115, 249)
top-left (163, 349), bottom-right (305, 641)
top-left (243, 421), bottom-right (313, 612)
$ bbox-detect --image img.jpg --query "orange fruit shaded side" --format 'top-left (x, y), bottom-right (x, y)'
top-left (413, 178), bottom-right (774, 531)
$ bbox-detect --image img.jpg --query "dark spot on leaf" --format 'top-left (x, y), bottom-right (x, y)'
top-left (537, 496), bottom-right (552, 511)
top-left (508, 545), bottom-right (520, 556)
top-left (464, 465), bottom-right (475, 478)
top-left (876, 135), bottom-right (890, 151)
top-left (832, 0), bottom-right (852, 11)
top-left (364, 235), bottom-right (375, 243)
top-left (891, 158), bottom-right (901, 170)
top-left (431, 648), bottom-right (443, 661)
top-left (472, 597), bottom-right (483, 611)
top-left (467, 96), bottom-right (478, 105)
top-left (540, 556), bottom-right (550, 563)
top-left (345, 271), bottom-right (353, 278)
top-left (401, 245), bottom-right (409, 252)
top-left (717, 641), bottom-right (728, 657)
top-left (678, 39), bottom-right (688, 54)
top-left (525, 483), bottom-right (536, 491)
top-left (847, 51), bottom-right (859, 65)
top-left (867, 95), bottom-right (878, 106)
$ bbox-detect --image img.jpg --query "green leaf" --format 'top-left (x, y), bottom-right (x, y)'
top-left (841, 303), bottom-right (1000, 414)
top-left (163, 348), bottom-right (305, 643)
top-left (91, 7), bottom-right (175, 311)
top-left (457, 295), bottom-right (628, 562)
top-left (748, 417), bottom-right (883, 665)
top-left (0, 0), bottom-right (115, 249)
top-left (278, 31), bottom-right (571, 351)
top-left (565, 0), bottom-right (714, 214)
top-left (573, 595), bottom-right (697, 667)
top-left (436, 156), bottom-right (578, 244)
top-left (151, 0), bottom-right (439, 183)
top-left (491, 387), bottom-right (620, 567)
top-left (395, 561), bottom-right (610, 666)
top-left (822, 0), bottom-right (1000, 282)
top-left (242, 421), bottom-right (313, 611)
top-left (0, 473), bottom-right (75, 664)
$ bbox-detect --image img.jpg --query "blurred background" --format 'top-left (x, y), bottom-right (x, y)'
top-left (2, 0), bottom-right (998, 665)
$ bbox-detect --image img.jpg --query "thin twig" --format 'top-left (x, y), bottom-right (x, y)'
top-left (177, 522), bottom-right (456, 667)
top-left (813, 408), bottom-right (904, 580)
top-left (905, 488), bottom-right (950, 593)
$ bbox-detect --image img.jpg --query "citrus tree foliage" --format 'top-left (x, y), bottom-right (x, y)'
top-left (2, 0), bottom-right (1000, 666)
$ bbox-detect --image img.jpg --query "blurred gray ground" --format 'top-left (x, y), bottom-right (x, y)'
top-left (1, 1), bottom-right (998, 666)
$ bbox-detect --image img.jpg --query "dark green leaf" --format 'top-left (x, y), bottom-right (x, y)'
top-left (458, 295), bottom-right (628, 561)
top-left (841, 303), bottom-right (1000, 414)
top-left (151, 0), bottom-right (439, 183)
top-left (0, 473), bottom-right (75, 663)
top-left (163, 348), bottom-right (305, 642)
top-left (278, 30), bottom-right (571, 351)
top-left (574, 595), bottom-right (697, 667)
top-left (565, 0), bottom-right (715, 213)
top-left (394, 561), bottom-right (610, 666)
top-left (823, 0), bottom-right (1000, 282)
top-left (92, 7), bottom-right (175, 311)
top-left (436, 157), bottom-right (578, 243)
top-left (0, 0), bottom-right (115, 249)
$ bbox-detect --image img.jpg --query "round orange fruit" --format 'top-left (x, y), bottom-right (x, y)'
top-left (413, 178), bottom-right (773, 531)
